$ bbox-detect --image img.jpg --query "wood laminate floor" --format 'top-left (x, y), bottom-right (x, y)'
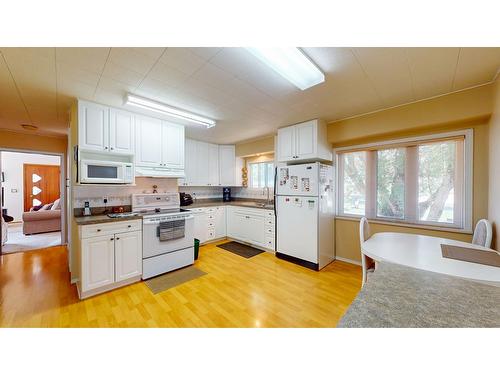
top-left (0, 241), bottom-right (362, 327)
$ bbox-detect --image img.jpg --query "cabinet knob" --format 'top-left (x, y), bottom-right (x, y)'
top-left (97, 229), bottom-right (101, 232)
top-left (110, 238), bottom-right (114, 241)
top-left (116, 237), bottom-right (120, 240)
top-left (128, 225), bottom-right (132, 228)
top-left (104, 147), bottom-right (108, 150)
top-left (110, 147), bottom-right (114, 150)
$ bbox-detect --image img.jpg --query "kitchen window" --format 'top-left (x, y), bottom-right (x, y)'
top-left (336, 130), bottom-right (473, 231)
top-left (249, 161), bottom-right (275, 189)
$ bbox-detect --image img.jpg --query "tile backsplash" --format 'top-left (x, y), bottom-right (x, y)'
top-left (72, 177), bottom-right (178, 208)
top-left (178, 186), bottom-right (272, 201)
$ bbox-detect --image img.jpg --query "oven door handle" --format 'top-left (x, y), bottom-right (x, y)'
top-left (143, 215), bottom-right (194, 225)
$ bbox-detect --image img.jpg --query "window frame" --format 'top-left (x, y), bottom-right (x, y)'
top-left (248, 161), bottom-right (275, 189)
top-left (334, 129), bottom-right (473, 233)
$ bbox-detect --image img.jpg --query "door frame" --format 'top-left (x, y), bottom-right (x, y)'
top-left (0, 147), bottom-right (67, 256)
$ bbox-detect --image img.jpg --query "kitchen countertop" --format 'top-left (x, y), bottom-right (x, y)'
top-left (337, 262), bottom-right (500, 328)
top-left (74, 199), bottom-right (274, 225)
top-left (184, 198), bottom-right (274, 210)
top-left (74, 214), bottom-right (142, 226)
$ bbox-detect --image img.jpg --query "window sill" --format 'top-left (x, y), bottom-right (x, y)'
top-left (335, 215), bottom-right (473, 235)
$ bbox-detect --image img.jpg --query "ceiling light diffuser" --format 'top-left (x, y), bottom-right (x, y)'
top-left (125, 94), bottom-right (216, 128)
top-left (246, 48), bottom-right (325, 90)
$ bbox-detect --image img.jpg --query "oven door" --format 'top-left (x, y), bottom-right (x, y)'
top-left (80, 160), bottom-right (124, 184)
top-left (142, 215), bottom-right (194, 259)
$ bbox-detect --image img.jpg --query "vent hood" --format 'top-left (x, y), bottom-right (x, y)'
top-left (135, 167), bottom-right (185, 178)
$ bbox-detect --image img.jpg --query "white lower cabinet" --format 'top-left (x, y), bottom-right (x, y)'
top-left (193, 206), bottom-right (226, 243)
top-left (226, 207), bottom-right (274, 251)
top-left (79, 220), bottom-right (142, 299)
top-left (114, 231), bottom-right (143, 282)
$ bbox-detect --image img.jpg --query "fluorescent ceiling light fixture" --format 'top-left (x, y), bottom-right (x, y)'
top-left (125, 94), bottom-right (216, 128)
top-left (246, 48), bottom-right (325, 90)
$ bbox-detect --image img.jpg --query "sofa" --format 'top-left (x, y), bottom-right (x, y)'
top-left (22, 198), bottom-right (61, 235)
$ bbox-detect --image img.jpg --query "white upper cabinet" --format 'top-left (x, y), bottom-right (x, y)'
top-left (195, 141), bottom-right (210, 185)
top-left (219, 145), bottom-right (236, 186)
top-left (277, 119), bottom-right (332, 163)
top-left (135, 116), bottom-right (163, 167)
top-left (208, 143), bottom-right (219, 186)
top-left (181, 138), bottom-right (197, 186)
top-left (161, 122), bottom-right (185, 169)
top-left (109, 108), bottom-right (135, 154)
top-left (78, 101), bottom-right (110, 152)
top-left (277, 126), bottom-right (296, 162)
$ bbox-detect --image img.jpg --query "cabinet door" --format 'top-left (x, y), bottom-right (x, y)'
top-left (109, 109), bottom-right (135, 154)
top-left (247, 214), bottom-right (266, 246)
top-left (162, 122), bottom-right (185, 169)
top-left (277, 126), bottom-right (296, 162)
top-left (78, 101), bottom-right (109, 151)
top-left (214, 206), bottom-right (226, 238)
top-left (295, 121), bottom-right (317, 160)
top-left (115, 231), bottom-right (142, 282)
top-left (219, 145), bottom-right (236, 186)
top-left (82, 235), bottom-right (115, 292)
top-left (180, 138), bottom-right (197, 186)
top-left (193, 212), bottom-right (208, 243)
top-left (195, 141), bottom-right (210, 186)
top-left (135, 116), bottom-right (163, 167)
top-left (208, 143), bottom-right (219, 186)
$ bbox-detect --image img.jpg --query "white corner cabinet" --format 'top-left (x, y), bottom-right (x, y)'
top-left (226, 206), bottom-right (275, 251)
top-left (277, 119), bottom-right (332, 163)
top-left (191, 206), bottom-right (226, 244)
top-left (77, 219), bottom-right (142, 299)
top-left (180, 140), bottom-right (242, 187)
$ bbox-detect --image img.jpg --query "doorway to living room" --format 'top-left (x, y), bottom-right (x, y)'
top-left (1, 150), bottom-right (64, 255)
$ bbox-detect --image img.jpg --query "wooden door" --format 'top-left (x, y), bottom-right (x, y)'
top-left (23, 164), bottom-right (60, 211)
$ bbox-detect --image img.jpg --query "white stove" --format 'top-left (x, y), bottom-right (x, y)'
top-left (132, 193), bottom-right (195, 279)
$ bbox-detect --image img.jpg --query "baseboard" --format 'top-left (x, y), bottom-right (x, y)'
top-left (335, 256), bottom-right (362, 266)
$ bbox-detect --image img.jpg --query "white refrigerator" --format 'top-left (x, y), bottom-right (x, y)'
top-left (275, 162), bottom-right (335, 270)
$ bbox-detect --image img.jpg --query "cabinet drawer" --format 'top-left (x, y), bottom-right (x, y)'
top-left (81, 219), bottom-right (142, 239)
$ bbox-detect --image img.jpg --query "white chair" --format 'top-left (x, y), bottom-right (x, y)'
top-left (472, 219), bottom-right (492, 248)
top-left (359, 217), bottom-right (374, 287)
top-left (1, 216), bottom-right (8, 246)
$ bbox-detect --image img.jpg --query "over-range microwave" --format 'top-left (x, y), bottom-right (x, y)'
top-left (80, 159), bottom-right (134, 184)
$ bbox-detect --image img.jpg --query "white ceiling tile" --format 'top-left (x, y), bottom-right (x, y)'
top-left (145, 61), bottom-right (190, 88)
top-left (188, 47), bottom-right (222, 61)
top-left (56, 47), bottom-right (110, 75)
top-left (406, 48), bottom-right (460, 99)
top-left (352, 47), bottom-right (415, 106)
top-left (160, 48), bottom-right (207, 76)
top-left (101, 61), bottom-right (145, 87)
top-left (190, 62), bottom-right (236, 89)
top-left (453, 47), bottom-right (500, 90)
top-left (108, 47), bottom-right (164, 75)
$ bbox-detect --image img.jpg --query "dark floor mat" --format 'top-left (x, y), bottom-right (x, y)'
top-left (217, 241), bottom-right (265, 258)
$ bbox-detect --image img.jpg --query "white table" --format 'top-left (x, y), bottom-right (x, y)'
top-left (361, 232), bottom-right (500, 286)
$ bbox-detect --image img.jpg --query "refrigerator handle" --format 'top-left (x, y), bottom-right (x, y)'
top-left (274, 166), bottom-right (277, 217)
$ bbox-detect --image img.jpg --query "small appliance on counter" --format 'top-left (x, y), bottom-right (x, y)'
top-left (223, 187), bottom-right (231, 202)
top-left (83, 201), bottom-right (91, 216)
top-left (179, 192), bottom-right (193, 206)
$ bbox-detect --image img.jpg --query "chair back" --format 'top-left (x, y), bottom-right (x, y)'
top-left (472, 219), bottom-right (492, 248)
top-left (359, 217), bottom-right (370, 244)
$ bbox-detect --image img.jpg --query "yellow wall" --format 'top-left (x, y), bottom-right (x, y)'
top-left (328, 84), bottom-right (492, 262)
top-left (235, 135), bottom-right (275, 157)
top-left (0, 129), bottom-right (67, 154)
top-left (488, 78), bottom-right (500, 249)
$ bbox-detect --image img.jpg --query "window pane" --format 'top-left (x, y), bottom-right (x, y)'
top-left (266, 163), bottom-right (274, 188)
top-left (377, 148), bottom-right (405, 219)
top-left (342, 152), bottom-right (366, 215)
top-left (258, 163), bottom-right (266, 188)
top-left (418, 141), bottom-right (456, 223)
top-left (250, 164), bottom-right (259, 188)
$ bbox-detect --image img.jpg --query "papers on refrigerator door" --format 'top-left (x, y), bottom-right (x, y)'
top-left (279, 167), bottom-right (289, 186)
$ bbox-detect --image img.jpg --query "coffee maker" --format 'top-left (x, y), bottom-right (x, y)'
top-left (223, 187), bottom-right (231, 202)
